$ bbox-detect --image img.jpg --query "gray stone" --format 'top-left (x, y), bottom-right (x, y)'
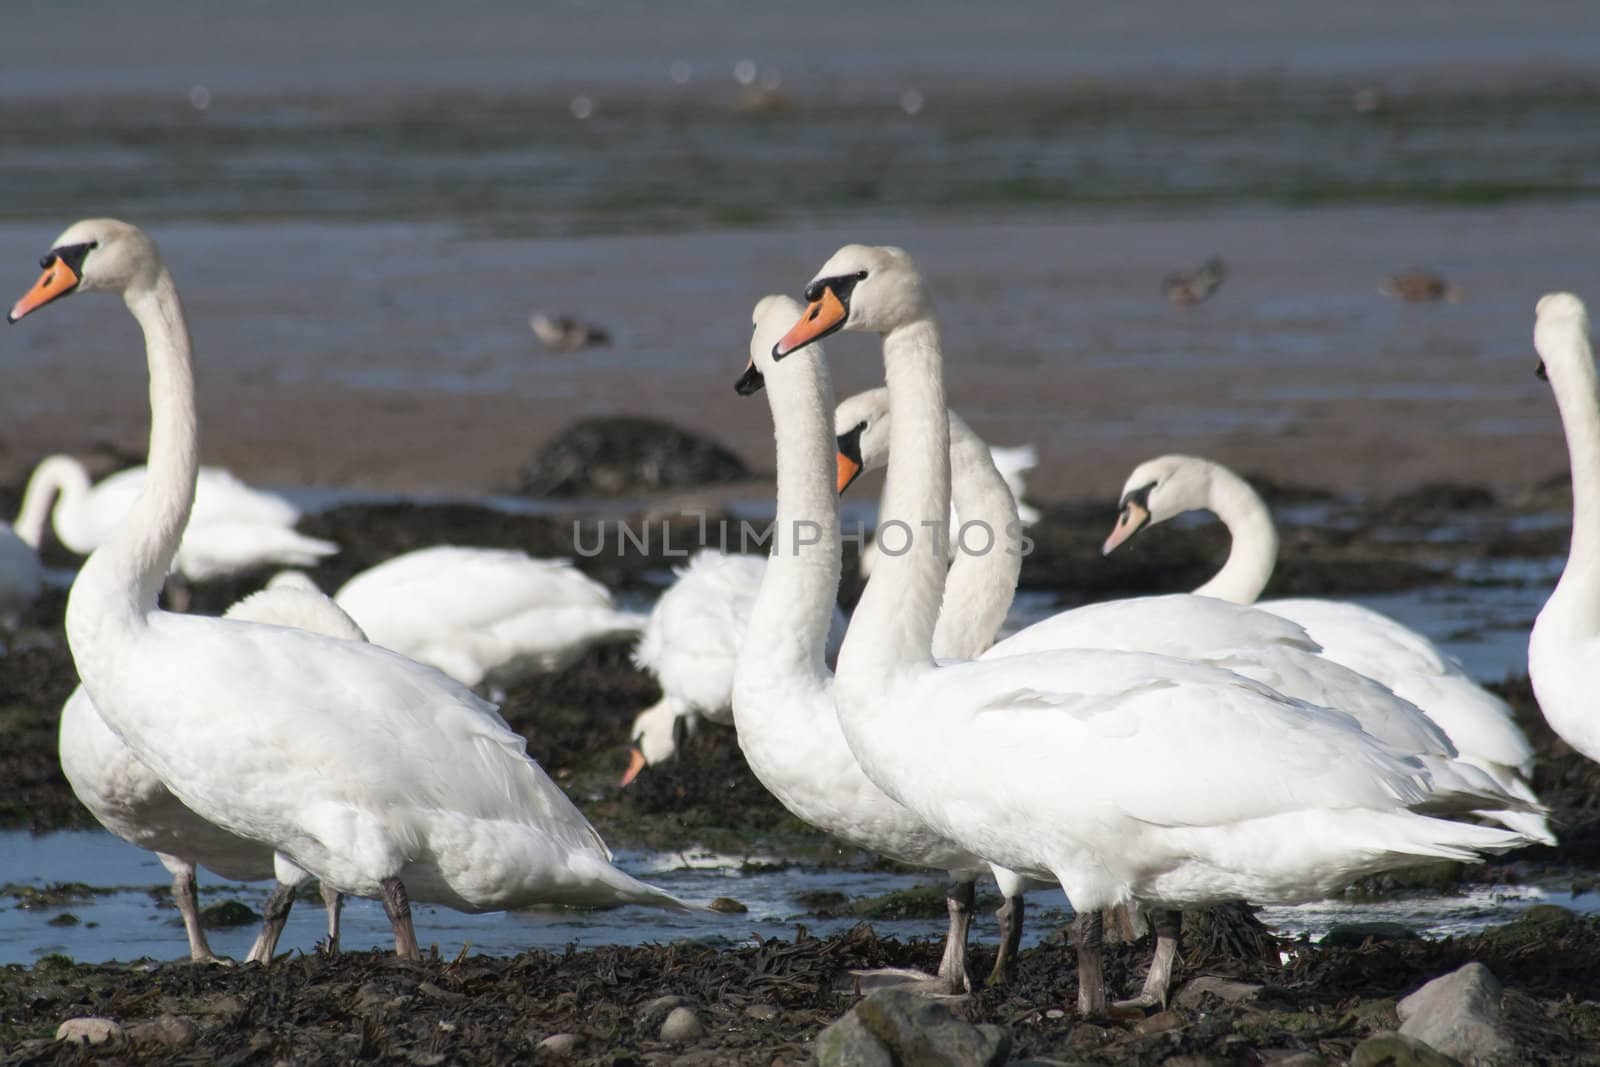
top-left (1174, 976), bottom-right (1263, 1009)
top-left (126, 1014), bottom-right (197, 1048)
top-left (814, 1011), bottom-right (893, 1067)
top-left (537, 1033), bottom-right (582, 1057)
top-left (1397, 962), bottom-right (1518, 1067)
top-left (1320, 921), bottom-right (1420, 948)
top-left (55, 1017), bottom-right (123, 1046)
top-left (1351, 1031), bottom-right (1463, 1067)
top-left (639, 993), bottom-right (691, 1026)
top-left (853, 988), bottom-right (1009, 1067)
top-left (659, 1006), bottom-right (706, 1043)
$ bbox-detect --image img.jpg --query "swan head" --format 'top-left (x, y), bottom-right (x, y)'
top-left (8, 219), bottom-right (160, 323)
top-left (620, 699), bottom-right (693, 786)
top-left (1103, 454), bottom-right (1213, 555)
top-left (832, 387), bottom-right (891, 494)
top-left (1533, 292), bottom-right (1591, 383)
top-left (772, 244), bottom-right (929, 359)
top-left (736, 293), bottom-right (817, 396)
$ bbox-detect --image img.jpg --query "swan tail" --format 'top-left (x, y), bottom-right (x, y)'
top-left (571, 855), bottom-right (704, 912)
top-left (1390, 816), bottom-right (1534, 861)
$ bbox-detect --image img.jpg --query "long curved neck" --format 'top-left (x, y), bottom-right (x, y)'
top-left (932, 411), bottom-right (1020, 659)
top-left (13, 456), bottom-right (89, 549)
top-left (839, 319), bottom-right (949, 678)
top-left (1191, 465), bottom-right (1277, 604)
top-left (742, 352), bottom-right (841, 686)
top-left (1548, 339), bottom-right (1600, 633)
top-left (68, 269), bottom-right (197, 629)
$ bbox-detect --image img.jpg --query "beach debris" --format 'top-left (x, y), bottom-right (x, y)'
top-left (1163, 256), bottom-right (1227, 307)
top-left (529, 312), bottom-right (611, 351)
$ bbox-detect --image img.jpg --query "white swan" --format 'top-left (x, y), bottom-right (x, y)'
top-left (9, 218), bottom-right (691, 958)
top-left (732, 294), bottom-right (1021, 993)
top-left (1100, 452), bottom-right (1548, 836)
top-left (59, 580), bottom-right (362, 962)
top-left (620, 548), bottom-right (846, 785)
top-left (13, 454), bottom-right (338, 582)
top-left (1530, 293), bottom-right (1600, 766)
top-left (837, 389), bottom-right (1541, 841)
top-left (0, 520), bottom-right (43, 627)
top-left (331, 545), bottom-right (645, 688)
top-left (771, 244), bottom-right (1527, 1012)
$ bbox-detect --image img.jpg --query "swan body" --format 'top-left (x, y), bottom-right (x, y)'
top-left (13, 455), bottom-right (337, 582)
top-left (1103, 452), bottom-right (1547, 835)
top-left (772, 244), bottom-right (1526, 1011)
top-left (0, 522), bottom-right (43, 624)
top-left (1530, 293), bottom-right (1600, 765)
top-left (59, 581), bottom-right (361, 960)
top-left (11, 219), bottom-right (687, 958)
top-left (333, 545), bottom-right (646, 687)
top-left (622, 547), bottom-right (846, 782)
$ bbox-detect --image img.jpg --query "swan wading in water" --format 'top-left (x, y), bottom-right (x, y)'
top-left (8, 219), bottom-right (692, 958)
top-left (59, 578), bottom-right (362, 962)
top-left (770, 244), bottom-right (1528, 1013)
top-left (620, 548), bottom-right (846, 786)
top-left (1530, 293), bottom-right (1600, 766)
top-left (330, 545), bottom-right (646, 689)
top-left (14, 455), bottom-right (338, 582)
top-left (730, 294), bottom-right (1037, 993)
top-left (1101, 453), bottom-right (1550, 843)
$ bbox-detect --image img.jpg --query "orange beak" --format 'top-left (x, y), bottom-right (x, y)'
top-left (619, 744), bottom-right (648, 788)
top-left (836, 451), bottom-right (863, 495)
top-left (773, 286), bottom-right (847, 359)
top-left (8, 258), bottom-right (82, 323)
top-left (1101, 501), bottom-right (1151, 556)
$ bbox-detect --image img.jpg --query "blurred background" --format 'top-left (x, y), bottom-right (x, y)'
top-left (3, 0), bottom-right (1599, 500)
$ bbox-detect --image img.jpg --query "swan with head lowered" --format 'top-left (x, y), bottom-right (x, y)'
top-left (59, 576), bottom-right (361, 962)
top-left (8, 218), bottom-right (693, 958)
top-left (14, 454), bottom-right (337, 582)
top-left (769, 244), bottom-right (1528, 1013)
top-left (1100, 452), bottom-right (1549, 840)
top-left (1530, 293), bottom-right (1600, 766)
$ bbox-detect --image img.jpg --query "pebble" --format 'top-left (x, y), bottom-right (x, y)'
top-left (744, 1003), bottom-right (780, 1022)
top-left (659, 1006), bottom-right (706, 1042)
top-left (537, 1033), bottom-right (583, 1057)
top-left (55, 1017), bottom-right (123, 1045)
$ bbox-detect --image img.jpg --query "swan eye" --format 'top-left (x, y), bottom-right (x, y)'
top-left (50, 241), bottom-right (98, 276)
top-left (1118, 481), bottom-right (1157, 511)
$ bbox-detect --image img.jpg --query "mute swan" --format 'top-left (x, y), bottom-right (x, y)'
top-left (0, 521), bottom-right (43, 627)
top-left (771, 243), bottom-right (1526, 1013)
top-left (331, 545), bottom-right (646, 688)
top-left (530, 312), bottom-right (610, 351)
top-left (9, 218), bottom-right (691, 959)
top-left (59, 580), bottom-right (363, 962)
top-left (620, 548), bottom-right (846, 786)
top-left (733, 294), bottom-right (1025, 994)
top-left (837, 389), bottom-right (1543, 842)
top-left (13, 454), bottom-right (338, 582)
top-left (1530, 292), bottom-right (1600, 766)
top-left (1101, 452), bottom-right (1548, 838)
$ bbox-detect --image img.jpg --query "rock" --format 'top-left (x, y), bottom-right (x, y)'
top-left (638, 994), bottom-right (691, 1028)
top-left (416, 980), bottom-right (464, 1004)
top-left (814, 1011), bottom-right (893, 1067)
top-left (659, 1006), bottom-right (706, 1042)
top-left (1174, 976), bottom-right (1263, 1009)
top-left (1134, 1009), bottom-right (1185, 1034)
top-left (744, 1003), bottom-right (780, 1022)
top-left (199, 899), bottom-right (261, 928)
top-left (537, 1033), bottom-right (582, 1057)
top-left (1351, 1031), bottom-right (1463, 1067)
top-left (1398, 963), bottom-right (1519, 1066)
top-left (518, 416), bottom-right (751, 498)
top-left (1260, 1053), bottom-right (1327, 1066)
top-left (850, 988), bottom-right (1009, 1067)
top-left (55, 1017), bottom-right (123, 1045)
top-left (126, 1014), bottom-right (197, 1049)
top-left (1319, 921), bottom-right (1419, 948)
top-left (708, 896), bottom-right (747, 913)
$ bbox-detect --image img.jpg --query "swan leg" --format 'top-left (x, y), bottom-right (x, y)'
top-left (1114, 908), bottom-right (1181, 1012)
top-left (987, 893), bottom-right (1024, 987)
top-left (934, 879), bottom-right (976, 994)
top-left (167, 860), bottom-right (218, 963)
top-left (320, 884), bottom-right (343, 955)
top-left (245, 880), bottom-right (298, 964)
top-left (381, 877), bottom-right (421, 960)
top-left (1072, 910), bottom-right (1107, 1015)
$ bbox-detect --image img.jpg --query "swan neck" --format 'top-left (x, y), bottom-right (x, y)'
top-left (1549, 344), bottom-right (1600, 628)
top-left (840, 319), bottom-right (948, 675)
top-left (742, 352), bottom-right (841, 683)
top-left (69, 269), bottom-right (197, 625)
top-left (1191, 465), bottom-right (1277, 604)
top-left (14, 456), bottom-right (87, 549)
top-left (933, 411), bottom-right (1020, 659)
